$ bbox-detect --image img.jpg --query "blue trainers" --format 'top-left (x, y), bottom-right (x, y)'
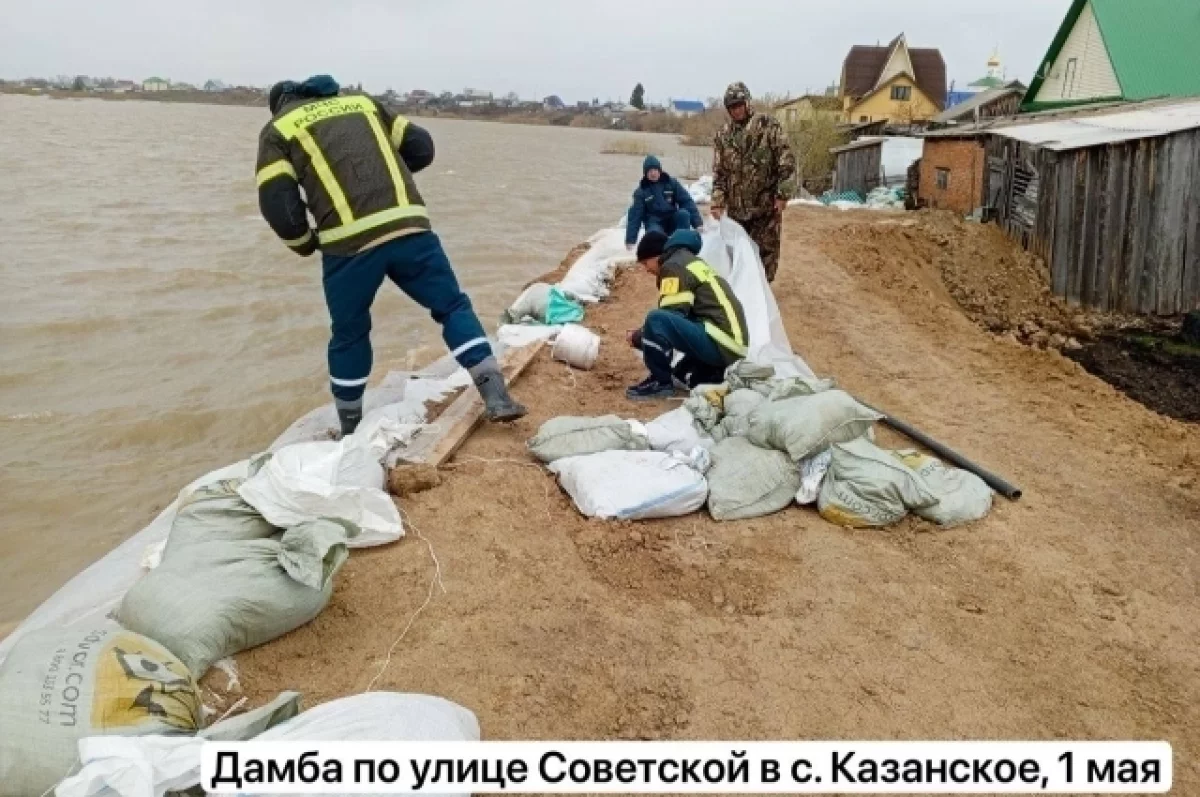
top-left (626, 377), bottom-right (677, 401)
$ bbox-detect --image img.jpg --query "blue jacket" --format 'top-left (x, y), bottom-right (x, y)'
top-left (625, 156), bottom-right (702, 245)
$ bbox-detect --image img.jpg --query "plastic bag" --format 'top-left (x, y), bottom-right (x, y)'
top-left (549, 450), bottom-right (709, 520)
top-left (795, 449), bottom-right (833, 505)
top-left (527, 416), bottom-right (649, 464)
top-left (116, 520), bottom-right (354, 677)
top-left (707, 437), bottom-right (801, 521)
top-left (747, 390), bottom-right (882, 461)
top-left (545, 287), bottom-right (585, 325)
top-left (238, 438), bottom-right (403, 547)
top-left (499, 283), bottom-right (553, 324)
top-left (818, 438), bottom-right (940, 528)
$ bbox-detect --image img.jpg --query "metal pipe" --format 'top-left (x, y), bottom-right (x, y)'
top-left (863, 403), bottom-right (1023, 501)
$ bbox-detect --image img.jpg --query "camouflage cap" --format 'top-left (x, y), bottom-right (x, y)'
top-left (723, 82), bottom-right (752, 108)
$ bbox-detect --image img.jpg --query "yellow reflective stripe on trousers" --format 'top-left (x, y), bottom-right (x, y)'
top-left (366, 113), bottom-right (409, 207)
top-left (294, 127), bottom-right (353, 226)
top-left (705, 322), bottom-right (748, 357)
top-left (256, 160), bottom-right (297, 187)
top-left (391, 115), bottom-right (409, 149)
top-left (659, 291), bottom-right (695, 308)
top-left (283, 229), bottom-right (313, 249)
top-left (318, 204), bottom-right (430, 245)
top-left (686, 260), bottom-right (745, 347)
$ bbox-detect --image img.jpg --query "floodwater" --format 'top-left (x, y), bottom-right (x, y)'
top-left (0, 94), bottom-right (706, 627)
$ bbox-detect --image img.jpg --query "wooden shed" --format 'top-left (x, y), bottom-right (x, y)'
top-left (831, 136), bottom-right (923, 196)
top-left (985, 99), bottom-right (1200, 315)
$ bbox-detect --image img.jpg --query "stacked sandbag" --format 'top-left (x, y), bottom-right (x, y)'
top-left (747, 390), bottom-right (883, 461)
top-left (706, 437), bottom-right (801, 521)
top-left (528, 415), bottom-right (649, 463)
top-left (0, 621), bottom-right (202, 797)
top-left (163, 477), bottom-right (280, 557)
top-left (500, 283), bottom-right (553, 325)
top-left (795, 449), bottom-right (833, 506)
top-left (549, 449), bottom-right (709, 520)
top-left (711, 389), bottom-right (767, 441)
top-left (818, 438), bottom-right (940, 528)
top-left (645, 407), bottom-right (712, 454)
top-left (894, 451), bottom-right (994, 527)
top-left (117, 517), bottom-right (355, 677)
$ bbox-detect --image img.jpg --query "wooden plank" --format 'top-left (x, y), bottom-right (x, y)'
top-left (1184, 131), bottom-right (1200, 312)
top-left (397, 340), bottom-right (547, 468)
top-left (1066, 150), bottom-right (1089, 306)
top-left (1077, 147), bottom-right (1103, 307)
top-left (1051, 153), bottom-right (1076, 298)
top-left (1102, 144), bottom-right (1132, 311)
top-left (1155, 133), bottom-right (1192, 314)
top-left (1126, 140), bottom-right (1152, 313)
top-left (1139, 139), bottom-right (1165, 314)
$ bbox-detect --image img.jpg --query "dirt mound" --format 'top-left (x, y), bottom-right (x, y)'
top-left (1068, 334), bottom-right (1200, 423)
top-left (814, 211), bottom-right (1117, 349)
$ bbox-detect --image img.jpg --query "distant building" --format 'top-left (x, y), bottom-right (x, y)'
top-left (543, 95), bottom-right (565, 110)
top-left (462, 88), bottom-right (493, 101)
top-left (1023, 0), bottom-right (1200, 111)
top-left (775, 95), bottom-right (844, 127)
top-left (839, 34), bottom-right (946, 125)
top-left (406, 89), bottom-right (434, 104)
top-left (965, 52), bottom-right (1008, 94)
top-left (203, 79), bottom-right (227, 92)
top-left (932, 81), bottom-right (1026, 127)
top-left (173, 82), bottom-right (196, 91)
top-left (143, 77), bottom-right (169, 92)
top-left (669, 99), bottom-right (706, 117)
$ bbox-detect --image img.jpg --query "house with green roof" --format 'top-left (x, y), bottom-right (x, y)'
top-left (1023, 0), bottom-right (1200, 111)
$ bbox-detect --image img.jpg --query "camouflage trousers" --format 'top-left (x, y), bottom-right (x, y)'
top-left (734, 211), bottom-right (784, 282)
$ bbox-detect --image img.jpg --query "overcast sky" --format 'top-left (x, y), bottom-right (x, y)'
top-left (1, 0), bottom-right (1066, 102)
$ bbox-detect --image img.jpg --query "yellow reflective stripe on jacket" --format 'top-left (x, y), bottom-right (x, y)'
top-left (294, 127), bottom-right (353, 226)
top-left (704, 322), bottom-right (748, 357)
top-left (366, 113), bottom-right (409, 207)
top-left (256, 160), bottom-right (297, 187)
top-left (391, 115), bottom-right (409, 149)
top-left (273, 96), bottom-right (377, 140)
top-left (283, 229), bottom-right (313, 249)
top-left (686, 260), bottom-right (745, 347)
top-left (659, 291), bottom-right (695, 308)
top-left (318, 204), bottom-right (430, 245)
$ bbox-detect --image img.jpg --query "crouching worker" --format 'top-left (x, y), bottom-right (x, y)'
top-left (256, 75), bottom-right (525, 436)
top-left (625, 156), bottom-right (704, 251)
top-left (626, 230), bottom-right (749, 400)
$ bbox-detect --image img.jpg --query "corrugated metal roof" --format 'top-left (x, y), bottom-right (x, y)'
top-left (995, 97), bottom-right (1200, 150)
top-left (933, 84), bottom-right (1025, 124)
top-left (1092, 0), bottom-right (1200, 101)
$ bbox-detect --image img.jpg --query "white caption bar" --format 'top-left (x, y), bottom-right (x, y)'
top-left (204, 741), bottom-right (1171, 794)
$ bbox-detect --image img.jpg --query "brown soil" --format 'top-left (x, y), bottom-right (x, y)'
top-left (229, 207), bottom-right (1199, 788)
top-left (1068, 334), bottom-right (1200, 423)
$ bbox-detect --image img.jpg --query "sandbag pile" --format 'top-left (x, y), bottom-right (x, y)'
top-left (533, 361), bottom-right (994, 529)
top-left (500, 282), bottom-right (585, 326)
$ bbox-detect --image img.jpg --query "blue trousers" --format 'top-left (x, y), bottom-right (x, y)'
top-left (321, 232), bottom-right (491, 405)
top-left (641, 309), bottom-right (727, 387)
top-left (645, 209), bottom-right (694, 238)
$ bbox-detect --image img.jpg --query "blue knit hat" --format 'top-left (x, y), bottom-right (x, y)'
top-left (665, 229), bottom-right (702, 256)
top-left (642, 155), bottom-right (662, 177)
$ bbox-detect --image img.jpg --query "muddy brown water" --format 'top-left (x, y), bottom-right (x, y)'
top-left (0, 94), bottom-right (706, 627)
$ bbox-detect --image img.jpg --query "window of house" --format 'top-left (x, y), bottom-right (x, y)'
top-left (1062, 58), bottom-right (1079, 99)
top-left (891, 85), bottom-right (912, 102)
top-left (787, 109), bottom-right (797, 123)
top-left (936, 168), bottom-right (950, 190)
top-left (860, 115), bottom-right (869, 123)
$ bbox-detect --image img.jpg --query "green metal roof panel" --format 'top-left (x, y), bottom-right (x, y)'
top-left (1091, 0), bottom-right (1200, 100)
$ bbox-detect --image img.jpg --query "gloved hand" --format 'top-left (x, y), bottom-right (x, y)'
top-left (626, 329), bottom-right (643, 350)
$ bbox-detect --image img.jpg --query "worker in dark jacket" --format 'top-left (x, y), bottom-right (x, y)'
top-left (626, 229), bottom-right (749, 400)
top-left (625, 156), bottom-right (703, 249)
top-left (256, 75), bottom-right (525, 436)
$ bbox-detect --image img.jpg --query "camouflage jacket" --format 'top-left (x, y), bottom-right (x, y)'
top-left (711, 111), bottom-right (796, 219)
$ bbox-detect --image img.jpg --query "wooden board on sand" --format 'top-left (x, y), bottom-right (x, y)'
top-left (397, 340), bottom-right (546, 467)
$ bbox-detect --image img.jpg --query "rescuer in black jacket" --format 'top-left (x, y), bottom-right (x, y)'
top-left (256, 75), bottom-right (525, 435)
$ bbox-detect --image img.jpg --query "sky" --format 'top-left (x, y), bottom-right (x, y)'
top-left (0, 0), bottom-right (1068, 103)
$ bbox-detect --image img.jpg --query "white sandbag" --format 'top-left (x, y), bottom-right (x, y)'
top-left (747, 390), bottom-right (883, 461)
top-left (527, 416), bottom-right (650, 464)
top-left (116, 520), bottom-right (354, 677)
top-left (549, 450), bottom-right (709, 520)
top-left (499, 282), bottom-right (553, 324)
top-left (818, 438), bottom-right (940, 528)
top-left (645, 407), bottom-right (711, 454)
top-left (238, 438), bottom-right (403, 547)
top-left (551, 324), bottom-right (600, 370)
top-left (54, 692), bottom-right (301, 797)
top-left (557, 227), bottom-right (632, 303)
top-left (497, 323), bottom-right (560, 349)
top-left (706, 437), bottom-right (801, 521)
top-left (256, 692), bottom-right (479, 742)
top-left (894, 451), bottom-right (994, 527)
top-left (0, 622), bottom-right (202, 797)
top-left (795, 449), bottom-right (833, 505)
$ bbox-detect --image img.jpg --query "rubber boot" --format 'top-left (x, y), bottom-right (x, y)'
top-left (469, 357), bottom-right (527, 422)
top-left (337, 405), bottom-right (363, 437)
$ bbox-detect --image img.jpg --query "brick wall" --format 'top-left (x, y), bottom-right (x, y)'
top-left (919, 138), bottom-right (986, 214)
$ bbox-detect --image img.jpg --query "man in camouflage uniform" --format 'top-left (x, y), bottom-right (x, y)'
top-left (710, 82), bottom-right (796, 282)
